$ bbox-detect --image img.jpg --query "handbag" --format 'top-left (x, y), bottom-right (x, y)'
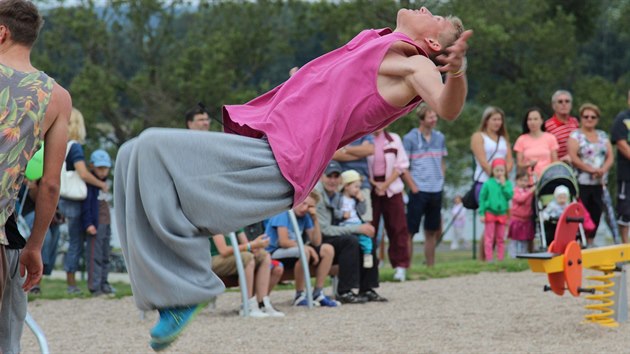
top-left (59, 141), bottom-right (88, 201)
top-left (461, 183), bottom-right (479, 210)
top-left (462, 137), bottom-right (501, 210)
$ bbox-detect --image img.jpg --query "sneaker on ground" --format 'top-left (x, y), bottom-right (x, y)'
top-left (393, 267), bottom-right (406, 282)
top-left (150, 302), bottom-right (207, 346)
top-left (292, 292), bottom-right (320, 307)
top-left (101, 283), bottom-right (116, 294)
top-left (67, 286), bottom-right (82, 295)
top-left (243, 306), bottom-right (270, 318)
top-left (336, 291), bottom-right (367, 304)
top-left (262, 296), bottom-right (285, 317)
top-left (360, 289), bottom-right (388, 302)
top-left (363, 254), bottom-right (373, 268)
top-left (240, 296), bottom-right (271, 318)
top-left (315, 293), bottom-right (341, 307)
top-left (149, 339), bottom-right (171, 352)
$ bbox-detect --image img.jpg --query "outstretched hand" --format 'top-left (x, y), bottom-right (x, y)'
top-left (20, 248), bottom-right (43, 291)
top-left (436, 30), bottom-right (473, 74)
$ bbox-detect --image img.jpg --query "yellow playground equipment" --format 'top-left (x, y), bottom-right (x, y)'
top-left (518, 202), bottom-right (629, 327)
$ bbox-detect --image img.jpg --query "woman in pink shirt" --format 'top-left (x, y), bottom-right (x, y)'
top-left (367, 128), bottom-right (410, 281)
top-left (513, 107), bottom-right (559, 182)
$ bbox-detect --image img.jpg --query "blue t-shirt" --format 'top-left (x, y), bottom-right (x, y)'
top-left (65, 142), bottom-right (85, 171)
top-left (338, 136), bottom-right (374, 189)
top-left (402, 128), bottom-right (447, 192)
top-left (264, 211), bottom-right (313, 253)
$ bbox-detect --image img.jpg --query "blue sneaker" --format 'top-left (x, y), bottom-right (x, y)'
top-left (292, 293), bottom-right (309, 307)
top-left (315, 293), bottom-right (341, 307)
top-left (293, 293), bottom-right (320, 307)
top-left (150, 303), bottom-right (207, 346)
top-left (149, 340), bottom-right (171, 352)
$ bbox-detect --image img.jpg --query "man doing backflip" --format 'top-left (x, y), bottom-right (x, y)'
top-left (115, 7), bottom-right (471, 350)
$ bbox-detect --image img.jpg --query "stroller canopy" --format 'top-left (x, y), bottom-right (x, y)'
top-left (535, 162), bottom-right (579, 199)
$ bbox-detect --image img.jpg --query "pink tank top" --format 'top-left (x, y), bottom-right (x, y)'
top-left (223, 28), bottom-right (426, 205)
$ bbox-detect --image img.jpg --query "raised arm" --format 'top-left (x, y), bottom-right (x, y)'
top-left (379, 31), bottom-right (472, 120)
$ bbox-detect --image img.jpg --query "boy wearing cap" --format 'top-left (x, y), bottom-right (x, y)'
top-left (338, 170), bottom-right (374, 268)
top-left (82, 149), bottom-right (115, 296)
top-left (478, 158), bottom-right (513, 262)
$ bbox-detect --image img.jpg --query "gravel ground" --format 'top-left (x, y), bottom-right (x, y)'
top-left (20, 271), bottom-right (630, 353)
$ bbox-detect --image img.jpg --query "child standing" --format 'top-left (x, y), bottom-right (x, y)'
top-left (508, 170), bottom-right (535, 258)
top-left (478, 158), bottom-right (513, 262)
top-left (450, 195), bottom-right (466, 250)
top-left (81, 149), bottom-right (115, 296)
top-left (339, 170), bottom-right (374, 268)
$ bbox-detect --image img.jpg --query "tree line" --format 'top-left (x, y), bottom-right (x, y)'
top-left (32, 0), bottom-right (630, 188)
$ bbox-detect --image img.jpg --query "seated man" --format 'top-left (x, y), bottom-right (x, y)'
top-left (265, 191), bottom-right (339, 307)
top-left (210, 232), bottom-right (284, 317)
top-left (315, 161), bottom-right (387, 304)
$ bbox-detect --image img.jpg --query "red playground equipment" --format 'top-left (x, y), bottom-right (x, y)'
top-left (519, 202), bottom-right (629, 327)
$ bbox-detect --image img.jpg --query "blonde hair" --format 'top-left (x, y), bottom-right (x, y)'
top-left (440, 16), bottom-right (464, 48)
top-left (68, 108), bottom-right (86, 143)
top-left (309, 190), bottom-right (321, 204)
top-left (578, 103), bottom-right (601, 118)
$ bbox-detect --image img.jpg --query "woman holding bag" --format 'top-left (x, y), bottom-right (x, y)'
top-left (59, 108), bottom-right (108, 294)
top-left (470, 107), bottom-right (513, 259)
top-left (470, 107), bottom-right (514, 201)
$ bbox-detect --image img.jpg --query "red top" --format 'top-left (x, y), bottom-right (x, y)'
top-left (544, 114), bottom-right (579, 159)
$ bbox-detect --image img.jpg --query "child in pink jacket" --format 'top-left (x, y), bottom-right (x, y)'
top-left (508, 170), bottom-right (535, 257)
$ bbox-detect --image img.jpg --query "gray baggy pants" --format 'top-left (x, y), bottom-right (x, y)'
top-left (114, 128), bottom-right (293, 310)
top-left (0, 249), bottom-right (26, 354)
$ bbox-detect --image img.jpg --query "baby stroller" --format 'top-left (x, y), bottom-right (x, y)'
top-left (534, 162), bottom-right (586, 249)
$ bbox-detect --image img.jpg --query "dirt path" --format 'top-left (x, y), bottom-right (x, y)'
top-left (21, 271), bottom-right (630, 353)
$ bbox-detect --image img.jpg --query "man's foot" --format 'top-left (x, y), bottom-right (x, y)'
top-left (314, 293), bottom-right (341, 307)
top-left (393, 267), bottom-right (406, 282)
top-left (336, 291), bottom-right (367, 304)
top-left (360, 289), bottom-right (388, 302)
top-left (67, 286), bottom-right (82, 295)
top-left (293, 292), bottom-right (318, 307)
top-left (261, 296), bottom-right (285, 317)
top-left (101, 283), bottom-right (116, 295)
top-left (150, 303), bottom-right (207, 348)
top-left (149, 340), bottom-right (171, 352)
top-left (240, 297), bottom-right (271, 318)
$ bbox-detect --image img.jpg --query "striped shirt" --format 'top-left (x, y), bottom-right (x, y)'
top-left (402, 128), bottom-right (447, 192)
top-left (544, 115), bottom-right (579, 159)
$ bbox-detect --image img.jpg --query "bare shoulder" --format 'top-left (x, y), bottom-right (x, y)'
top-left (471, 131), bottom-right (483, 142)
top-left (379, 42), bottom-right (436, 77)
top-left (378, 44), bottom-right (439, 108)
top-left (45, 83), bottom-right (72, 122)
top-left (41, 82), bottom-right (71, 137)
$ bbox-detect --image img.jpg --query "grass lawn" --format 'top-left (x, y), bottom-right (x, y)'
top-left (29, 247), bottom-right (530, 301)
